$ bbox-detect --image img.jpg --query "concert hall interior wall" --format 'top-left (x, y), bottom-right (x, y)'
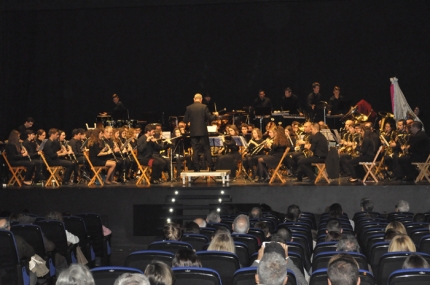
top-left (1, 0), bottom-right (429, 138)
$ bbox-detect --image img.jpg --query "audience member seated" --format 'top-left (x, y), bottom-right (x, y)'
top-left (254, 221), bottom-right (271, 240)
top-left (250, 207), bottom-right (262, 219)
top-left (395, 200), bottom-right (410, 213)
top-left (206, 211), bottom-right (221, 224)
top-left (182, 221), bottom-right (200, 234)
top-left (252, 241), bottom-right (307, 285)
top-left (255, 252), bottom-right (288, 285)
top-left (114, 273), bottom-right (149, 285)
top-left (336, 235), bottom-right (360, 252)
top-left (207, 228), bottom-right (235, 254)
top-left (172, 248), bottom-right (202, 268)
top-left (360, 197), bottom-right (374, 212)
top-left (413, 213), bottom-right (426, 223)
top-left (325, 219), bottom-right (343, 242)
top-left (327, 203), bottom-right (355, 230)
top-left (163, 223), bottom-right (182, 241)
top-left (271, 228), bottom-right (293, 243)
top-left (385, 221), bottom-right (407, 235)
top-left (402, 253), bottom-right (430, 269)
top-left (46, 211), bottom-right (79, 245)
top-left (193, 218), bottom-right (207, 228)
top-left (144, 261), bottom-right (174, 285)
top-left (286, 204), bottom-right (301, 222)
top-left (327, 254), bottom-right (360, 285)
top-left (384, 229), bottom-right (403, 242)
top-left (388, 234), bottom-right (416, 252)
top-left (232, 214), bottom-right (250, 234)
top-left (56, 264), bottom-right (95, 285)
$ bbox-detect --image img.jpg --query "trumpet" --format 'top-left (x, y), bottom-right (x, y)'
top-left (250, 138), bottom-right (273, 155)
top-left (20, 142), bottom-right (31, 161)
top-left (101, 138), bottom-right (118, 162)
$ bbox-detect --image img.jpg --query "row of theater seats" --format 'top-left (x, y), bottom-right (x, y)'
top-left (0, 213), bottom-right (111, 284)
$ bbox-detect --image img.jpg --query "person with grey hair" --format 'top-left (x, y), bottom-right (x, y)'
top-left (396, 200), bottom-right (410, 212)
top-left (114, 273), bottom-right (149, 285)
top-left (193, 217), bottom-right (207, 228)
top-left (183, 93), bottom-right (219, 172)
top-left (336, 235), bottom-right (360, 252)
top-left (327, 254), bottom-right (360, 285)
top-left (232, 214), bottom-right (250, 234)
top-left (206, 211), bottom-right (221, 224)
top-left (255, 252), bottom-right (288, 285)
top-left (56, 264), bottom-right (95, 285)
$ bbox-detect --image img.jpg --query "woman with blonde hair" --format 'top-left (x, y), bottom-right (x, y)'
top-left (385, 221), bottom-right (407, 235)
top-left (388, 235), bottom-right (416, 252)
top-left (207, 230), bottom-right (235, 254)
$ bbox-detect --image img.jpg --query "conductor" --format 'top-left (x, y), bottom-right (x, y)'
top-left (183, 93), bottom-right (219, 172)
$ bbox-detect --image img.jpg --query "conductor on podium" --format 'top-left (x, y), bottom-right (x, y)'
top-left (184, 93), bottom-right (219, 172)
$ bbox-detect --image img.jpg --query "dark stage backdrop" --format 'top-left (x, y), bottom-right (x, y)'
top-left (1, 0), bottom-right (430, 139)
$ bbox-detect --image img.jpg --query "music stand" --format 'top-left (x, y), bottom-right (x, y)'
top-left (254, 106), bottom-right (272, 133)
top-left (232, 136), bottom-right (253, 182)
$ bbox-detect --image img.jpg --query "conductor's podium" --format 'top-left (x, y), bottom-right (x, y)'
top-left (181, 170), bottom-right (231, 185)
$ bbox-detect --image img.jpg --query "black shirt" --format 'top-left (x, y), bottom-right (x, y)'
top-left (112, 101), bottom-right (127, 120)
top-left (309, 132), bottom-right (328, 158)
top-left (253, 97), bottom-right (272, 113)
top-left (328, 95), bottom-right (345, 115)
top-left (280, 94), bottom-right (301, 114)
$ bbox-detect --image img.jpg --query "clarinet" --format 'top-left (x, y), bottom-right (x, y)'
top-left (101, 138), bottom-right (119, 162)
top-left (121, 138), bottom-right (133, 159)
top-left (64, 140), bottom-right (79, 163)
top-left (20, 142), bottom-right (31, 161)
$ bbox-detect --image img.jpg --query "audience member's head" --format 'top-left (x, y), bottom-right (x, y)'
top-left (402, 253), bottom-right (430, 269)
top-left (254, 221), bottom-right (270, 238)
top-left (163, 223), bottom-right (182, 241)
top-left (325, 218), bottom-right (343, 242)
top-left (250, 207), bottom-right (262, 219)
top-left (413, 213), bottom-right (426, 223)
top-left (336, 235), bottom-right (360, 252)
top-left (144, 261), bottom-right (174, 285)
top-left (206, 211), bottom-right (221, 224)
top-left (232, 214), bottom-right (250, 234)
top-left (327, 254), bottom-right (360, 285)
top-left (286, 204), bottom-right (301, 221)
top-left (328, 203), bottom-right (343, 218)
top-left (207, 230), bottom-right (235, 253)
top-left (395, 200), bottom-right (410, 212)
top-left (388, 235), bottom-right (416, 252)
top-left (183, 221), bottom-right (200, 234)
top-left (114, 273), bottom-right (150, 285)
top-left (360, 198), bottom-right (374, 212)
top-left (255, 252), bottom-right (288, 285)
top-left (0, 217), bottom-right (11, 230)
top-left (46, 211), bottom-right (64, 222)
top-left (273, 228), bottom-right (293, 243)
top-left (172, 248), bottom-right (202, 268)
top-left (193, 218), bottom-right (207, 228)
top-left (384, 229), bottom-right (402, 242)
top-left (385, 221), bottom-right (407, 235)
top-left (56, 264), bottom-right (95, 285)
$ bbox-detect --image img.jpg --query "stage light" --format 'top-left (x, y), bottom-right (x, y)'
top-left (218, 198), bottom-right (222, 203)
top-left (172, 198), bottom-right (175, 202)
top-left (167, 218), bottom-right (171, 223)
top-left (217, 208), bottom-right (220, 212)
top-left (221, 190), bottom-right (224, 194)
top-left (169, 208), bottom-right (173, 212)
top-left (175, 191), bottom-right (179, 195)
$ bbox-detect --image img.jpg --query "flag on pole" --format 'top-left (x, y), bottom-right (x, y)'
top-left (390, 77), bottom-right (423, 129)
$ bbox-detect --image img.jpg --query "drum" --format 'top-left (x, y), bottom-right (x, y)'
top-left (97, 114), bottom-right (112, 129)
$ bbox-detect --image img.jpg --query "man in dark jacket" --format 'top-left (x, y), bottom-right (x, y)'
top-left (183, 93), bottom-right (218, 172)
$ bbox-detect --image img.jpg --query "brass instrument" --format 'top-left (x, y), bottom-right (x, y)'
top-left (60, 141), bottom-right (73, 161)
top-left (379, 132), bottom-right (393, 157)
top-left (250, 138), bottom-right (273, 156)
top-left (302, 135), bottom-right (312, 158)
top-left (20, 142), bottom-right (31, 161)
top-left (378, 111), bottom-right (394, 132)
top-left (380, 131), bottom-right (396, 157)
top-left (349, 133), bottom-right (361, 157)
top-left (398, 133), bottom-right (410, 157)
top-left (101, 138), bottom-right (119, 162)
top-left (64, 140), bottom-right (78, 163)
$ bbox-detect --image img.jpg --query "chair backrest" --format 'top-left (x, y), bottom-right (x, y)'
top-left (197, 250), bottom-right (240, 285)
top-left (10, 224), bottom-right (48, 257)
top-left (0, 230), bottom-right (28, 285)
top-left (310, 268), bottom-right (374, 285)
top-left (173, 267), bottom-right (222, 285)
top-left (389, 268), bottom-right (430, 285)
top-left (232, 234), bottom-right (259, 257)
top-left (35, 220), bottom-right (71, 263)
top-left (77, 213), bottom-right (109, 257)
top-left (250, 219), bottom-right (275, 233)
top-left (247, 228), bottom-right (266, 243)
top-left (233, 267), bottom-right (256, 285)
top-left (234, 241), bottom-right (250, 267)
top-left (63, 216), bottom-right (90, 248)
top-left (312, 251), bottom-right (368, 272)
top-left (90, 266), bottom-right (143, 285)
top-left (125, 250), bottom-right (174, 272)
top-left (148, 240), bottom-right (193, 254)
top-left (419, 234), bottom-right (430, 253)
top-left (378, 251), bottom-right (430, 285)
top-left (199, 227), bottom-right (216, 240)
top-left (313, 241), bottom-right (338, 257)
top-left (181, 233), bottom-right (209, 251)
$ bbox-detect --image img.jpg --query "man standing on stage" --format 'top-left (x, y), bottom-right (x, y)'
top-left (112, 93), bottom-right (128, 120)
top-left (328, 86), bottom-right (345, 115)
top-left (183, 93), bottom-right (218, 172)
top-left (281, 87), bottom-right (302, 115)
top-left (307, 82), bottom-right (323, 122)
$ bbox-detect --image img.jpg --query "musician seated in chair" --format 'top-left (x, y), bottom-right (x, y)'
top-left (341, 126), bottom-right (376, 183)
top-left (255, 126), bottom-right (289, 182)
top-left (242, 128), bottom-right (264, 179)
top-left (295, 123), bottom-right (328, 183)
top-left (216, 125), bottom-right (242, 178)
top-left (88, 128), bottom-right (117, 184)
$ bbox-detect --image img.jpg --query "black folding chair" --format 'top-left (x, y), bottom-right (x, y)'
top-left (388, 268), bottom-right (430, 285)
top-left (90, 266), bottom-right (143, 285)
top-left (0, 230), bottom-right (30, 285)
top-left (124, 250), bottom-right (174, 272)
top-left (148, 240), bottom-right (193, 254)
top-left (63, 215), bottom-right (95, 266)
top-left (197, 250), bottom-right (240, 285)
top-left (181, 233), bottom-right (209, 251)
top-left (173, 267), bottom-right (222, 285)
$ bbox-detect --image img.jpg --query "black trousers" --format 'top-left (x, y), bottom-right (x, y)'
top-left (297, 156), bottom-right (325, 181)
top-left (139, 157), bottom-right (166, 180)
top-left (48, 159), bottom-right (75, 182)
top-left (398, 155), bottom-right (419, 179)
top-left (342, 155), bottom-right (373, 179)
top-left (191, 136), bottom-right (213, 170)
top-left (10, 160), bottom-right (40, 181)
